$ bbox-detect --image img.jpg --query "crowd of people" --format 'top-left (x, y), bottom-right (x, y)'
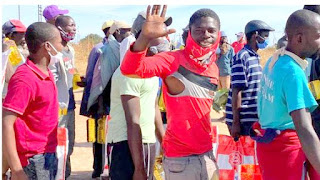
top-left (1, 4), bottom-right (320, 180)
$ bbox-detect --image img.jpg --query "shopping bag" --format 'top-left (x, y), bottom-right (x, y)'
top-left (240, 164), bottom-right (262, 180)
top-left (55, 127), bottom-right (69, 180)
top-left (101, 115), bottom-right (111, 178)
top-left (212, 126), bottom-right (261, 180)
top-left (309, 80), bottom-right (320, 101)
top-left (87, 117), bottom-right (96, 143)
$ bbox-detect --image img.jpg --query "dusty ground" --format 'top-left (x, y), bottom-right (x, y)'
top-left (69, 89), bottom-right (94, 180)
top-left (69, 88), bottom-right (229, 180)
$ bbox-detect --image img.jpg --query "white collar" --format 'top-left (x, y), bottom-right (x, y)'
top-left (268, 47), bottom-right (308, 71)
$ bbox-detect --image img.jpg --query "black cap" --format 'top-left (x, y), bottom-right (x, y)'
top-left (245, 20), bottom-right (274, 34)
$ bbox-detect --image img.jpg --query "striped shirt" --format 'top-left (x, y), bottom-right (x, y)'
top-left (225, 45), bottom-right (262, 123)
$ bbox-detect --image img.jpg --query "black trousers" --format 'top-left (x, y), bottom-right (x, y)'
top-left (107, 141), bottom-right (156, 180)
top-left (92, 117), bottom-right (104, 177)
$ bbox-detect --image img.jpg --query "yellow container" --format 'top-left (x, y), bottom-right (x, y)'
top-left (87, 118), bottom-right (96, 143)
top-left (97, 116), bottom-right (106, 144)
top-left (309, 80), bottom-right (320, 101)
top-left (4, 38), bottom-right (22, 66)
top-left (58, 108), bottom-right (68, 117)
top-left (73, 72), bottom-right (81, 90)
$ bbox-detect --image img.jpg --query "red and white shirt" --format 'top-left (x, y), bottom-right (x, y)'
top-left (121, 45), bottom-right (218, 157)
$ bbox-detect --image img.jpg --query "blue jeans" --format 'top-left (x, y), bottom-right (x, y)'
top-left (23, 153), bottom-right (57, 180)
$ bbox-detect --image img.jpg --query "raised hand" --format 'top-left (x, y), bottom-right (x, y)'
top-left (141, 5), bottom-right (176, 40)
top-left (133, 5), bottom-right (176, 52)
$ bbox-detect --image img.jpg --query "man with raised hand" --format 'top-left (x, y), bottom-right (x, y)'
top-left (121, 5), bottom-right (220, 180)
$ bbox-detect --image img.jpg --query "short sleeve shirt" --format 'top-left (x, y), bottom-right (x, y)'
top-left (258, 55), bottom-right (318, 130)
top-left (3, 59), bottom-right (58, 167)
top-left (225, 45), bottom-right (262, 123)
top-left (107, 68), bottom-right (159, 144)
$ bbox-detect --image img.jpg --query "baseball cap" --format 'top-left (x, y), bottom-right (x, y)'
top-left (235, 32), bottom-right (244, 38)
top-left (101, 20), bottom-right (114, 30)
top-left (2, 20), bottom-right (27, 35)
top-left (43, 5), bottom-right (69, 21)
top-left (221, 31), bottom-right (227, 37)
top-left (109, 21), bottom-right (131, 34)
top-left (131, 11), bottom-right (173, 36)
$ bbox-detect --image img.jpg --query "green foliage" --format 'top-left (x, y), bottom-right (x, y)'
top-left (80, 34), bottom-right (103, 45)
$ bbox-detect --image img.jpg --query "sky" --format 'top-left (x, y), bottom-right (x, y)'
top-left (1, 4), bottom-right (304, 46)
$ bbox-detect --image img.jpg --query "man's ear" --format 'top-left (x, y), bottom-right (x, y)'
top-left (44, 41), bottom-right (51, 52)
top-left (295, 33), bottom-right (303, 44)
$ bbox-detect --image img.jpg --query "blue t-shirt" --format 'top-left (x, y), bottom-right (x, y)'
top-left (226, 45), bottom-right (262, 123)
top-left (216, 46), bottom-right (235, 76)
top-left (258, 55), bottom-right (318, 130)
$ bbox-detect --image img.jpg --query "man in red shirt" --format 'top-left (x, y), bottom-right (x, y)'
top-left (231, 32), bottom-right (246, 54)
top-left (2, 22), bottom-right (63, 180)
top-left (121, 5), bottom-right (220, 180)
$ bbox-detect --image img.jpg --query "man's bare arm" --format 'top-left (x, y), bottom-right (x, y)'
top-left (154, 99), bottom-right (165, 144)
top-left (2, 109), bottom-right (28, 180)
top-left (292, 108), bottom-right (320, 173)
top-left (231, 87), bottom-right (242, 139)
top-left (121, 95), bottom-right (147, 180)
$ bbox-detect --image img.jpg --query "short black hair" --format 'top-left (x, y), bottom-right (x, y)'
top-left (245, 31), bottom-right (255, 42)
top-left (189, 9), bottom-right (220, 29)
top-left (55, 15), bottom-right (73, 28)
top-left (304, 5), bottom-right (320, 15)
top-left (285, 9), bottom-right (320, 41)
top-left (25, 22), bottom-right (57, 54)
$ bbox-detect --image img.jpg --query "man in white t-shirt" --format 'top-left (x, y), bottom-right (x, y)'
top-left (107, 11), bottom-right (171, 180)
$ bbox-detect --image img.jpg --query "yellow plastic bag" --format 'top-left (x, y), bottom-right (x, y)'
top-left (309, 80), bottom-right (320, 101)
top-left (73, 72), bottom-right (81, 90)
top-left (87, 117), bottom-right (96, 143)
top-left (97, 116), bottom-right (106, 144)
top-left (4, 38), bottom-right (22, 66)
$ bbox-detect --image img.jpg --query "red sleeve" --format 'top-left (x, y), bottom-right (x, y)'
top-left (3, 76), bottom-right (33, 115)
top-left (120, 43), bottom-right (179, 79)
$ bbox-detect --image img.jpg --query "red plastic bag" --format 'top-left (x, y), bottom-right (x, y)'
top-left (56, 127), bottom-right (68, 180)
top-left (212, 126), bottom-right (261, 180)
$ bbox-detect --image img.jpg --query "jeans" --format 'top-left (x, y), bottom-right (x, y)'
top-left (23, 153), bottom-right (58, 180)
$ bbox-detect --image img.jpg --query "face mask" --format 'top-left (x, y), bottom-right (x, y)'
top-left (184, 31), bottom-right (220, 66)
top-left (58, 26), bottom-right (75, 42)
top-left (47, 42), bottom-right (63, 66)
top-left (257, 35), bottom-right (269, 49)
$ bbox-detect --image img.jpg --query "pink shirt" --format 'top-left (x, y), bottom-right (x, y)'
top-left (3, 59), bottom-right (58, 167)
top-left (121, 45), bottom-right (217, 157)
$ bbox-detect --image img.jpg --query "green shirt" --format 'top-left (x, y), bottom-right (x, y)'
top-left (107, 68), bottom-right (159, 143)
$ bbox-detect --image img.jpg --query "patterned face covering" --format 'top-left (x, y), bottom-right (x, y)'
top-left (58, 26), bottom-right (75, 42)
top-left (184, 31), bottom-right (221, 66)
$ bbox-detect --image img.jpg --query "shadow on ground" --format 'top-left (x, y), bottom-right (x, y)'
top-left (74, 142), bottom-right (92, 148)
top-left (69, 171), bottom-right (92, 180)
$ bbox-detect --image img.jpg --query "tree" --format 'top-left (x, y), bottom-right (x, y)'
top-left (80, 34), bottom-right (103, 45)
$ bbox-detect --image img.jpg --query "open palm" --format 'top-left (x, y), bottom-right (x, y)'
top-left (141, 5), bottom-right (176, 40)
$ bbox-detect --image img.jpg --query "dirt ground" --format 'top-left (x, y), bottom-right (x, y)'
top-left (69, 88), bottom-right (229, 180)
